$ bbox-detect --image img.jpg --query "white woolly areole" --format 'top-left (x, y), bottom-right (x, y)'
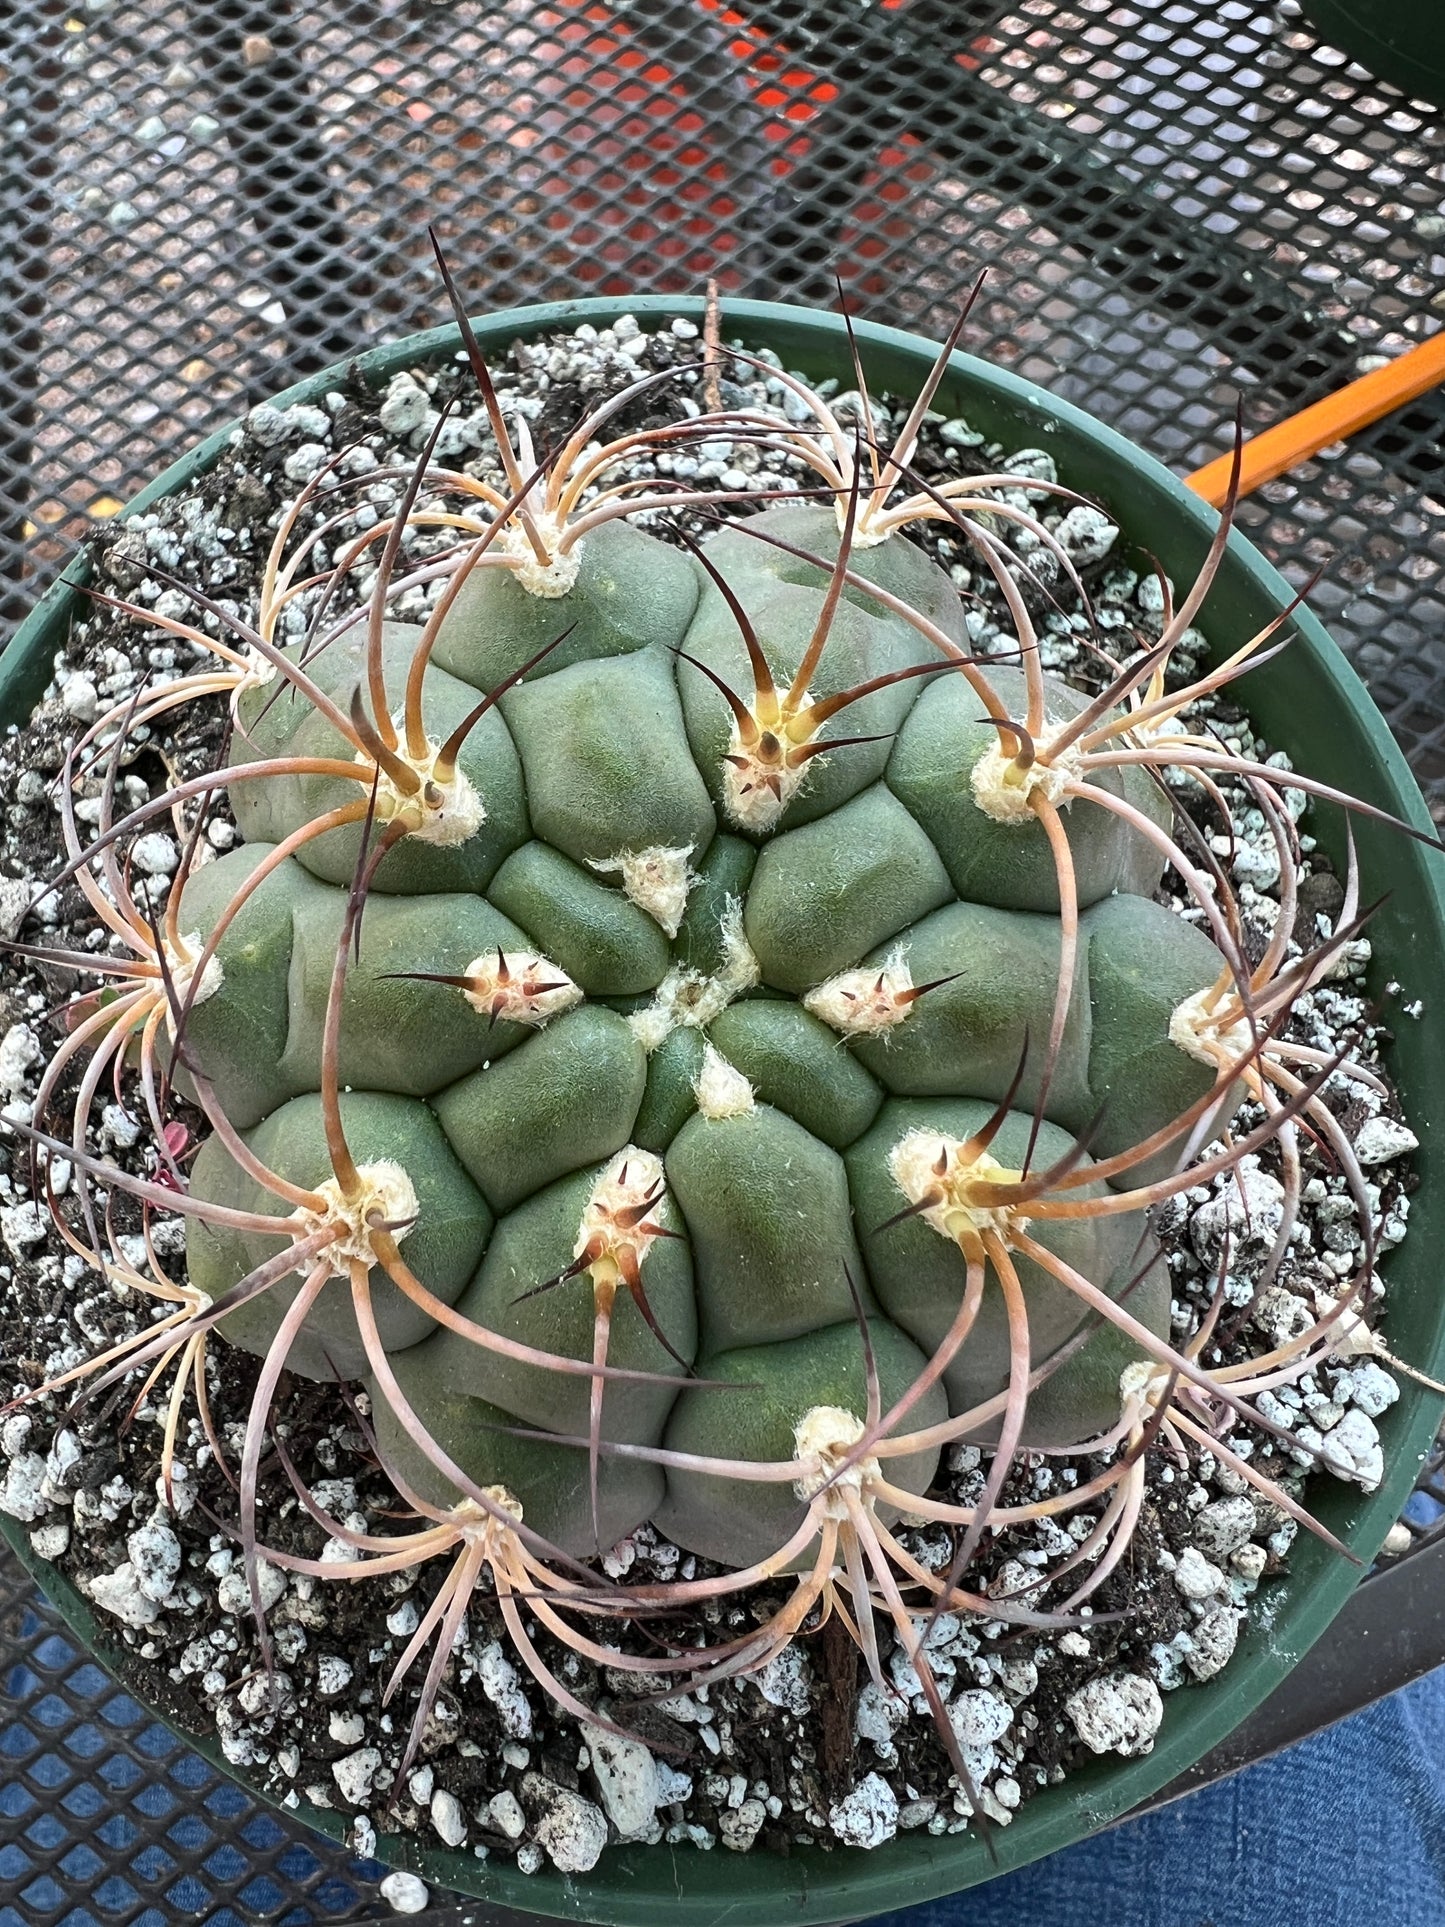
top-left (793, 1406), bottom-right (880, 1514)
top-left (574, 1147), bottom-right (667, 1275)
top-left (239, 646), bottom-right (278, 690)
top-left (1119, 1359), bottom-right (1168, 1408)
top-left (804, 948), bottom-right (914, 1037)
top-left (454, 1487), bottom-right (524, 1535)
top-left (970, 737), bottom-right (1078, 825)
top-left (626, 899), bottom-right (760, 1051)
top-left (500, 517), bottom-right (582, 598)
top-left (832, 496), bottom-right (891, 550)
top-left (288, 1160), bottom-right (418, 1277)
top-left (722, 716), bottom-right (811, 833)
top-left (888, 1130), bottom-right (1030, 1249)
top-left (356, 728), bottom-right (486, 848)
top-left (460, 950), bottom-right (581, 1027)
top-left (693, 1044), bottom-right (755, 1120)
top-left (589, 845), bottom-right (695, 938)
top-left (162, 933), bottom-right (223, 1037)
top-left (1168, 987), bottom-right (1253, 1070)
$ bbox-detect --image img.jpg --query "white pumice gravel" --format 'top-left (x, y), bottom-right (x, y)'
top-left (0, 315), bottom-right (1424, 1868)
top-left (126, 1519), bottom-right (181, 1603)
top-left (1064, 1673), bottom-right (1165, 1758)
top-left (430, 1787), bottom-right (467, 1847)
top-left (332, 1746), bottom-right (384, 1806)
top-left (523, 1775), bottom-right (609, 1873)
top-left (582, 1722), bottom-right (661, 1840)
top-left (379, 1870), bottom-right (430, 1914)
top-left (828, 1772), bottom-right (900, 1849)
top-left (85, 1560), bottom-right (164, 1629)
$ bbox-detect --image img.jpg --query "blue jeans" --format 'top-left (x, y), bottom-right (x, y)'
top-left (874, 1663), bottom-right (1445, 1927)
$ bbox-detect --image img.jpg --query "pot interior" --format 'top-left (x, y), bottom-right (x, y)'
top-left (3, 296), bottom-right (1443, 1926)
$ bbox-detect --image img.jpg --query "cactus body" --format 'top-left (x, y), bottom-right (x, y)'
top-left (186, 505), bottom-right (1229, 1563)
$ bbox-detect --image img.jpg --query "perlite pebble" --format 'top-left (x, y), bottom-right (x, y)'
top-left (430, 1788), bottom-right (466, 1846)
top-left (378, 375), bottom-right (432, 436)
top-left (131, 831), bottom-right (177, 875)
top-left (0, 1023), bottom-right (39, 1098)
top-left (282, 442), bottom-right (329, 484)
top-left (947, 1689), bottom-right (1012, 1748)
top-left (1064, 1673), bottom-right (1164, 1757)
top-left (581, 1721), bottom-right (659, 1839)
top-left (127, 1519), bottom-right (182, 1602)
top-left (1347, 1361), bottom-right (1400, 1419)
top-left (0, 876), bottom-right (36, 940)
top-left (720, 1797), bottom-right (767, 1851)
top-left (0, 1453), bottom-right (49, 1522)
top-left (332, 1746), bottom-right (382, 1805)
top-left (487, 1790), bottom-right (526, 1839)
top-left (1, 1202), bottom-right (49, 1258)
top-left (855, 1679), bottom-right (907, 1747)
top-left (1191, 1496), bottom-right (1258, 1559)
top-left (87, 1562), bottom-right (162, 1628)
top-left (1352, 1116), bottom-right (1418, 1166)
top-left (245, 404), bottom-right (291, 448)
top-left (1173, 1546), bottom-right (1226, 1601)
top-left (1231, 1543), bottom-right (1268, 1584)
top-left (316, 1653), bottom-right (353, 1695)
top-left (1054, 503), bottom-right (1119, 566)
top-left (755, 1646), bottom-right (810, 1714)
top-left (523, 1775), bottom-right (608, 1873)
top-left (29, 1519), bottom-right (70, 1560)
top-left (379, 1871), bottom-right (430, 1913)
top-left (1327, 1408), bottom-right (1385, 1489)
top-left (61, 675), bottom-right (99, 721)
top-left (1185, 1607), bottom-right (1241, 1681)
top-left (475, 1639), bottom-right (533, 1737)
top-left (217, 1559), bottom-right (286, 1614)
top-left (1189, 1159), bottom-right (1285, 1267)
top-left (828, 1772), bottom-right (899, 1849)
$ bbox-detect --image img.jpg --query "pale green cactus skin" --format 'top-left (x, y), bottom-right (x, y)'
top-left (184, 508), bottom-right (1226, 1559)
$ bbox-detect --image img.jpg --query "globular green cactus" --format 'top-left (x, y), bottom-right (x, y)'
top-left (164, 457), bottom-right (1226, 1574)
top-left (14, 282), bottom-right (1407, 1795)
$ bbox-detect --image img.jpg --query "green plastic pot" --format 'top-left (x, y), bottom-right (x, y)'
top-left (3, 297), bottom-right (1444, 1925)
top-left (1300, 2), bottom-right (1445, 109)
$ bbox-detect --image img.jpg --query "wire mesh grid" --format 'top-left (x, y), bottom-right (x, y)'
top-left (2, 0), bottom-right (1445, 796)
top-left (0, 1546), bottom-right (390, 1927)
top-left (2, 0), bottom-right (1444, 1920)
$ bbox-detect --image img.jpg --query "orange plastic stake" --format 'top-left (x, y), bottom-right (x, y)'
top-left (1186, 329), bottom-right (1445, 507)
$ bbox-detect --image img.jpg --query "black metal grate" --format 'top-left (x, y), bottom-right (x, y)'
top-left (2, 0), bottom-right (1445, 1919)
top-left (0, 1541), bottom-right (389, 1926)
top-left (2, 1), bottom-right (1444, 797)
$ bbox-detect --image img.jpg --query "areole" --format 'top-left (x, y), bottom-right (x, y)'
top-left (1, 297), bottom-right (1443, 1927)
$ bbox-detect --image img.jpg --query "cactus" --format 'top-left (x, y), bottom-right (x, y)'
top-left (7, 276), bottom-right (1426, 1806)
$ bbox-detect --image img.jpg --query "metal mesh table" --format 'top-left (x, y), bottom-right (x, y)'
top-left (2, 1), bottom-right (1445, 1920)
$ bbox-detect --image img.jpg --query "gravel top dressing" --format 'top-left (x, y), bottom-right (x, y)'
top-left (0, 315), bottom-right (1420, 1877)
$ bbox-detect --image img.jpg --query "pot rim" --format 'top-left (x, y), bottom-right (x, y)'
top-left (3, 294), bottom-right (1443, 1926)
